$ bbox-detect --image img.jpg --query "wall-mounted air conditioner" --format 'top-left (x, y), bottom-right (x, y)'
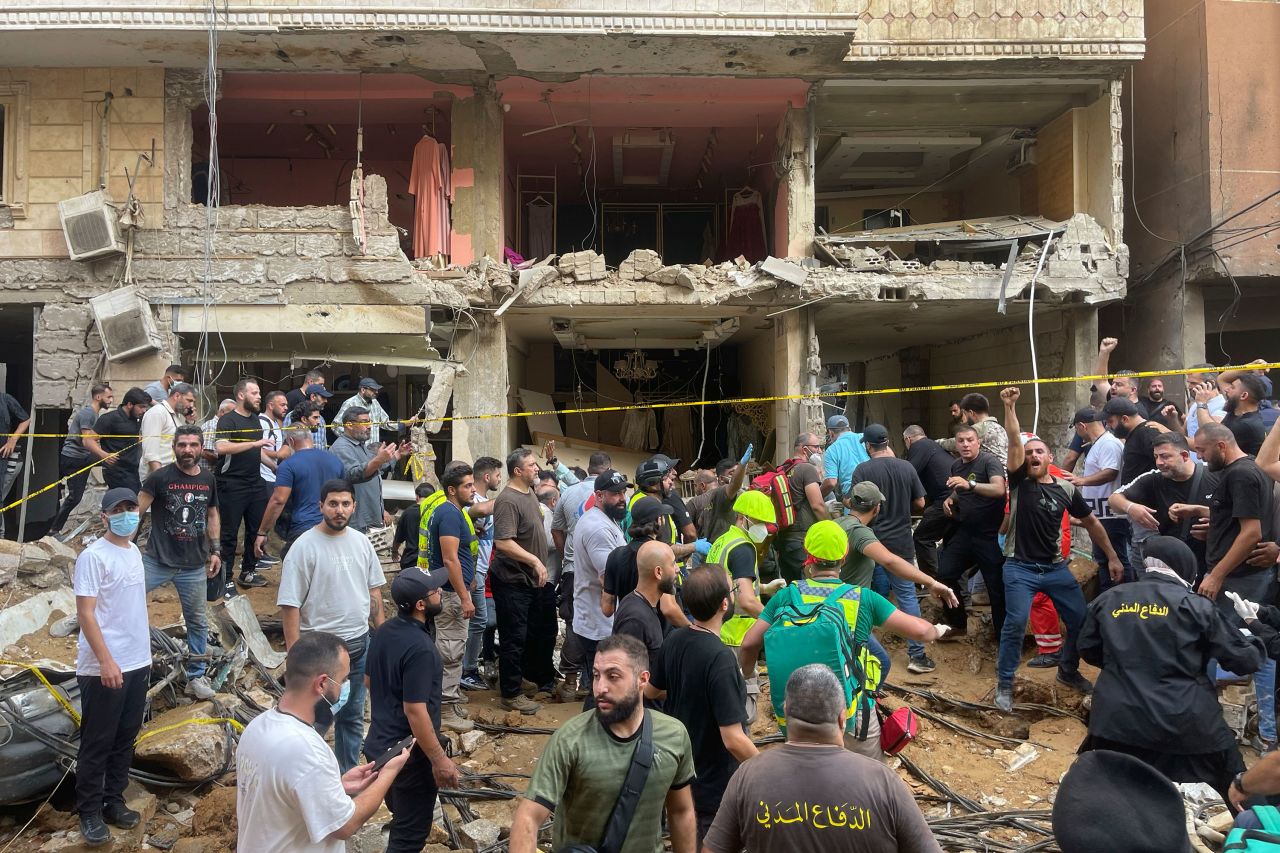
top-left (58, 190), bottom-right (125, 261)
top-left (89, 286), bottom-right (162, 362)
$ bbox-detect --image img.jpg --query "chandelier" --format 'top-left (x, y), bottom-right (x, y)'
top-left (614, 332), bottom-right (658, 381)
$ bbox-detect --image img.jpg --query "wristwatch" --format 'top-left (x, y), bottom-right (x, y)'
top-left (1232, 771), bottom-right (1250, 796)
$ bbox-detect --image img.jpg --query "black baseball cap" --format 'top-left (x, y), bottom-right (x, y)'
top-left (391, 568), bottom-right (448, 610)
top-left (630, 496), bottom-right (672, 526)
top-left (101, 487), bottom-right (139, 511)
top-left (862, 423), bottom-right (889, 446)
top-left (358, 377), bottom-right (383, 391)
top-left (1101, 398), bottom-right (1140, 418)
top-left (1072, 407), bottom-right (1100, 425)
top-left (303, 383), bottom-right (332, 398)
top-left (594, 469), bottom-right (631, 493)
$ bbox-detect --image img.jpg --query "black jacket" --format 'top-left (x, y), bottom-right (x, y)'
top-left (1248, 604), bottom-right (1280, 660)
top-left (1079, 573), bottom-right (1265, 752)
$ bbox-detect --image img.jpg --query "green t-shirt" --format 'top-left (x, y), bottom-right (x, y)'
top-left (758, 577), bottom-right (896, 646)
top-left (523, 709), bottom-right (696, 853)
top-left (836, 516), bottom-right (881, 588)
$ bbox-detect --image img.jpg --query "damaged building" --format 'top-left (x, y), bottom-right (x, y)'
top-left (0, 1), bottom-right (1144, 535)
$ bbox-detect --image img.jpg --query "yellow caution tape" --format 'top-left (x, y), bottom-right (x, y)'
top-left (134, 715), bottom-right (244, 746)
top-left (0, 659), bottom-right (83, 726)
top-left (1, 359), bottom-right (1276, 516)
top-left (0, 441), bottom-right (142, 514)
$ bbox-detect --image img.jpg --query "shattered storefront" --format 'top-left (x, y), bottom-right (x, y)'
top-left (0, 57), bottom-right (1131, 534)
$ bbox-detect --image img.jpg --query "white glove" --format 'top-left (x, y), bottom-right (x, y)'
top-left (744, 677), bottom-right (760, 724)
top-left (760, 578), bottom-right (786, 595)
top-left (932, 623), bottom-right (951, 641)
top-left (1226, 591), bottom-right (1260, 623)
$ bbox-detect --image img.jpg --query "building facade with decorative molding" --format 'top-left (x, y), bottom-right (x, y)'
top-left (0, 0), bottom-right (1143, 534)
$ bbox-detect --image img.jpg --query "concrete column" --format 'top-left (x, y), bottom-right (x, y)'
top-left (772, 307), bottom-right (822, 463)
top-left (1038, 304), bottom-right (1099, 455)
top-left (163, 69), bottom-right (207, 215)
top-left (451, 313), bottom-right (511, 463)
top-left (777, 104), bottom-right (815, 259)
top-left (843, 361), bottom-right (866, 429)
top-left (899, 346), bottom-right (930, 436)
top-left (449, 85), bottom-right (505, 265)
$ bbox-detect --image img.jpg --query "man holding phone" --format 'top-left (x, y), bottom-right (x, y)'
top-left (364, 568), bottom-right (460, 852)
top-left (236, 632), bottom-right (410, 853)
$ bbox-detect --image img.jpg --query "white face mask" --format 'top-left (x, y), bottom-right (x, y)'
top-left (808, 453), bottom-right (823, 468)
top-left (747, 523), bottom-right (769, 543)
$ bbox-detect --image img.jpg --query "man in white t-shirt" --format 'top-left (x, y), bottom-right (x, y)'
top-left (74, 488), bottom-right (152, 847)
top-left (571, 470), bottom-right (631, 702)
top-left (278, 477), bottom-right (387, 772)
top-left (1064, 407), bottom-right (1131, 590)
top-left (236, 631), bottom-right (410, 853)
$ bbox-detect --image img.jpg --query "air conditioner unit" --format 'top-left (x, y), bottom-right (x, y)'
top-left (89, 286), bottom-right (162, 362)
top-left (58, 190), bottom-right (125, 261)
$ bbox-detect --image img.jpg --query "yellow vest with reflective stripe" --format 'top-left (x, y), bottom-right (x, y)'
top-left (707, 525), bottom-right (759, 646)
top-left (626, 490), bottom-right (677, 545)
top-left (417, 493), bottom-right (478, 570)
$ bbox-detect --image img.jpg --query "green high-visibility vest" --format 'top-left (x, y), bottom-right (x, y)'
top-left (417, 492), bottom-right (478, 571)
top-left (707, 525), bottom-right (759, 646)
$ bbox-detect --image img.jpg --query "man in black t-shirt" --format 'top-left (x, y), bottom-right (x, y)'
top-left (995, 387), bottom-right (1124, 712)
top-left (1104, 396), bottom-right (1169, 572)
top-left (88, 388), bottom-right (152, 493)
top-left (391, 482), bottom-right (436, 569)
top-left (903, 425), bottom-right (955, 576)
top-left (937, 424), bottom-right (1007, 640)
top-left (365, 568), bottom-right (458, 853)
top-left (611, 540), bottom-right (677, 677)
top-left (852, 424), bottom-right (932, 673)
top-left (212, 379), bottom-right (273, 598)
top-left (1109, 433), bottom-right (1218, 575)
top-left (602, 497), bottom-right (689, 631)
top-left (1220, 373), bottom-right (1268, 456)
top-left (1177, 422), bottom-right (1278, 747)
top-left (648, 566), bottom-right (757, 842)
top-left (136, 425), bottom-right (220, 700)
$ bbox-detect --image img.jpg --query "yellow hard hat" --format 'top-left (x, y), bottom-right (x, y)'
top-left (804, 520), bottom-right (849, 563)
top-left (732, 490), bottom-right (777, 525)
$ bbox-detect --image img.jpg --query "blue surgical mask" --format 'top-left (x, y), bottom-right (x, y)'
top-left (324, 676), bottom-right (351, 716)
top-left (107, 511), bottom-right (140, 536)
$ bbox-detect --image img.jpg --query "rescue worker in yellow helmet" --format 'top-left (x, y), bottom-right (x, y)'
top-left (707, 490), bottom-right (787, 647)
top-left (738, 519), bottom-right (950, 761)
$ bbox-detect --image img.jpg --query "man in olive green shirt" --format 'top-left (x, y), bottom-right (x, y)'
top-left (838, 483), bottom-right (954, 600)
top-left (510, 634), bottom-right (696, 853)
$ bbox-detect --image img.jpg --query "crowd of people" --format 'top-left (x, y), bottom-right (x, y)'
top-left (60, 344), bottom-right (1280, 850)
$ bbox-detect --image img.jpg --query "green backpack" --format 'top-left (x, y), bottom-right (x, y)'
top-left (1224, 806), bottom-right (1280, 851)
top-left (762, 583), bottom-right (872, 740)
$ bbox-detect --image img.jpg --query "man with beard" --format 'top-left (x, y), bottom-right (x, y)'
top-left (509, 633), bottom-right (697, 853)
top-left (85, 387), bottom-right (151, 493)
top-left (336, 377), bottom-right (409, 445)
top-left (329, 407), bottom-right (403, 534)
top-left (1142, 378), bottom-right (1182, 430)
top-left (140, 381), bottom-right (196, 480)
top-left (937, 424), bottom-right (1008, 636)
top-left (612, 540), bottom-right (679, 675)
top-left (1171, 423), bottom-right (1277, 750)
top-left (1215, 372), bottom-right (1268, 456)
top-left (212, 379), bottom-right (274, 597)
top-left (136, 426), bottom-right (221, 700)
top-left (278, 479), bottom-right (387, 771)
top-left (1078, 536), bottom-right (1263, 807)
top-left (1063, 407), bottom-right (1130, 588)
top-left (424, 463), bottom-right (478, 734)
top-left (570, 470), bottom-right (630, 700)
top-left (939, 392), bottom-right (1009, 464)
top-left (461, 456), bottom-right (502, 691)
top-left (1103, 397), bottom-right (1168, 573)
top-left (1109, 433), bottom-right (1218, 574)
top-left (52, 382), bottom-right (114, 535)
top-left (995, 387), bottom-right (1124, 712)
top-left (364, 568), bottom-right (459, 853)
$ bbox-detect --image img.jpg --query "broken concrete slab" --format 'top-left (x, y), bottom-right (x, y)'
top-left (17, 544), bottom-right (51, 576)
top-left (557, 250), bottom-right (607, 282)
top-left (646, 265), bottom-right (681, 285)
top-left (134, 702), bottom-right (235, 781)
top-left (0, 589), bottom-right (75, 649)
top-left (760, 256), bottom-right (808, 286)
top-left (0, 551), bottom-right (17, 587)
top-left (459, 729), bottom-right (486, 754)
top-left (458, 818), bottom-right (501, 851)
top-left (345, 822), bottom-right (388, 853)
top-left (31, 537), bottom-right (78, 571)
top-left (674, 269), bottom-right (698, 290)
top-left (619, 249), bottom-right (662, 281)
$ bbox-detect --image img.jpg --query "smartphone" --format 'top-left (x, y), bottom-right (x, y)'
top-left (372, 735), bottom-right (415, 771)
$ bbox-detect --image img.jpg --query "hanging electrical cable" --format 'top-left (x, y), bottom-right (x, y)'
top-left (1025, 230), bottom-right (1055, 436)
